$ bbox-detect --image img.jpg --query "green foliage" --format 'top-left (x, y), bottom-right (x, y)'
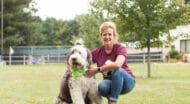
top-left (62, 20), bottom-right (80, 45)
top-left (76, 14), bottom-right (104, 49)
top-left (41, 18), bottom-right (64, 45)
top-left (168, 48), bottom-right (179, 59)
top-left (39, 18), bottom-right (80, 46)
top-left (90, 0), bottom-right (190, 48)
top-left (1, 0), bottom-right (41, 48)
top-left (1, 0), bottom-right (189, 53)
top-left (90, 0), bottom-right (190, 77)
top-left (1, 0), bottom-right (82, 52)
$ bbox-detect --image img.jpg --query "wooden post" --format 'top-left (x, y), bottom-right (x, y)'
top-left (23, 55), bottom-right (25, 65)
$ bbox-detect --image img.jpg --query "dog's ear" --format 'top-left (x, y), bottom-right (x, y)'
top-left (66, 49), bottom-right (72, 65)
top-left (74, 38), bottom-right (84, 45)
top-left (86, 49), bottom-right (92, 69)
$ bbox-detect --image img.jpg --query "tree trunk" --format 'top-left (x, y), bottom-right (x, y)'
top-left (147, 35), bottom-right (151, 78)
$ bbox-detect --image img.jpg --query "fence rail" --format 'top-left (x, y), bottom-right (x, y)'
top-left (2, 52), bottom-right (164, 65)
top-left (3, 55), bottom-right (67, 65)
top-left (127, 53), bottom-right (164, 63)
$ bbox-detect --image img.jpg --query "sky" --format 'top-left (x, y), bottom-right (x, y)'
top-left (35, 0), bottom-right (92, 20)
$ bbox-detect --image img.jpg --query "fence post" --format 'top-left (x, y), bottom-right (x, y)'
top-left (9, 54), bottom-right (11, 65)
top-left (23, 55), bottom-right (25, 65)
top-left (143, 54), bottom-right (146, 63)
top-left (47, 55), bottom-right (50, 63)
top-left (57, 54), bottom-right (58, 63)
top-left (41, 55), bottom-right (45, 64)
top-left (161, 53), bottom-right (164, 62)
top-left (58, 54), bottom-right (60, 63)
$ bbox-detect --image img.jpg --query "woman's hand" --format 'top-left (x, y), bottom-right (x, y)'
top-left (85, 67), bottom-right (98, 77)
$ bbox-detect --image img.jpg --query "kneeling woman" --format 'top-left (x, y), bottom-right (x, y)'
top-left (86, 21), bottom-right (136, 104)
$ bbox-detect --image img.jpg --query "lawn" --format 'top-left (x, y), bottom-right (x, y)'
top-left (0, 63), bottom-right (190, 104)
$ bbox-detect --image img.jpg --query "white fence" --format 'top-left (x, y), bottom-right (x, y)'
top-left (127, 53), bottom-right (164, 63)
top-left (2, 55), bottom-right (67, 65)
top-left (2, 52), bottom-right (164, 65)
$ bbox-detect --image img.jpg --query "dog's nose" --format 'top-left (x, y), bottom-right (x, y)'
top-left (72, 58), bottom-right (76, 61)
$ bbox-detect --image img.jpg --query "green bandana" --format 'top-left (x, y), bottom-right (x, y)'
top-left (72, 67), bottom-right (86, 77)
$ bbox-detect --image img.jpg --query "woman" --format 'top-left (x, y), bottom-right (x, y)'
top-left (86, 21), bottom-right (136, 104)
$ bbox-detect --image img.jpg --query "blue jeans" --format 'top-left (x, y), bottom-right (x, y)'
top-left (98, 68), bottom-right (136, 102)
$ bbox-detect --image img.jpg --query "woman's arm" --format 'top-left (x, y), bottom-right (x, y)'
top-left (100, 55), bottom-right (125, 72)
top-left (85, 55), bottom-right (125, 77)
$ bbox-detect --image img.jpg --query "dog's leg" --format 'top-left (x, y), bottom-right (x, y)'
top-left (54, 96), bottom-right (70, 104)
top-left (88, 80), bottom-right (104, 104)
top-left (55, 70), bottom-right (73, 104)
top-left (69, 78), bottom-right (85, 104)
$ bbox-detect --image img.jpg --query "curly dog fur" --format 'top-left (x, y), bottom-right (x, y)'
top-left (55, 39), bottom-right (104, 104)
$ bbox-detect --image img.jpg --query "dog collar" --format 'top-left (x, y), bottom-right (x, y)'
top-left (72, 67), bottom-right (85, 77)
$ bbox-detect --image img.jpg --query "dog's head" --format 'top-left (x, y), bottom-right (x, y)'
top-left (67, 39), bottom-right (92, 72)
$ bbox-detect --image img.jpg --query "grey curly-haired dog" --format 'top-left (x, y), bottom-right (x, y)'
top-left (55, 39), bottom-right (104, 104)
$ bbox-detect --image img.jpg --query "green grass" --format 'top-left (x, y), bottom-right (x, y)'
top-left (0, 63), bottom-right (190, 104)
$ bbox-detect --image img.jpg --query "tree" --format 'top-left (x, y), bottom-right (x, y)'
top-left (62, 20), bottom-right (80, 45)
top-left (0, 0), bottom-right (41, 48)
top-left (90, 0), bottom-right (190, 77)
top-left (41, 18), bottom-right (61, 45)
top-left (76, 14), bottom-right (104, 49)
top-left (41, 18), bottom-right (80, 46)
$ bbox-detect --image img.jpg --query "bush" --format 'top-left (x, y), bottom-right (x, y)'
top-left (168, 49), bottom-right (179, 59)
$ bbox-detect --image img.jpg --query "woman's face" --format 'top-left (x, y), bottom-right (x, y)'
top-left (101, 28), bottom-right (114, 46)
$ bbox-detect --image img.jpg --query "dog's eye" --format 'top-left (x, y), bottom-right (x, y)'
top-left (78, 51), bottom-right (82, 55)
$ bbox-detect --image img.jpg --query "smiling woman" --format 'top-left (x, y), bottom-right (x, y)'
top-left (35, 0), bottom-right (91, 20)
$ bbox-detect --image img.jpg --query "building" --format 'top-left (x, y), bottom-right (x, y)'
top-left (169, 24), bottom-right (190, 62)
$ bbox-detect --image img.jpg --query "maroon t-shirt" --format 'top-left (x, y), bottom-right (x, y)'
top-left (91, 44), bottom-right (135, 78)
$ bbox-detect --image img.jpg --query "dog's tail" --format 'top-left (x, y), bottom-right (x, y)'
top-left (75, 38), bottom-right (84, 45)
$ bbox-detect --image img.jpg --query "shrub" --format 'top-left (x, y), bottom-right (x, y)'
top-left (168, 49), bottom-right (179, 59)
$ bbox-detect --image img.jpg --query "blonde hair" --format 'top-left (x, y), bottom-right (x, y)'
top-left (99, 21), bottom-right (119, 43)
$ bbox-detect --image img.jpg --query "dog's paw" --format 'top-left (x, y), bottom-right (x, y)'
top-left (54, 96), bottom-right (68, 104)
